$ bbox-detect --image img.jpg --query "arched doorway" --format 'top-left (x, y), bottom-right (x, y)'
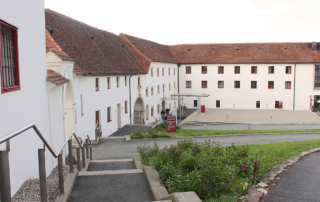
top-left (133, 97), bottom-right (145, 124)
top-left (65, 82), bottom-right (75, 138)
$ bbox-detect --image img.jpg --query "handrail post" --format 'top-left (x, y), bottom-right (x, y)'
top-left (77, 148), bottom-right (81, 171)
top-left (0, 150), bottom-right (11, 202)
top-left (68, 139), bottom-right (74, 173)
top-left (38, 149), bottom-right (47, 202)
top-left (90, 146), bottom-right (92, 160)
top-left (58, 153), bottom-right (64, 195)
top-left (82, 146), bottom-right (86, 168)
top-left (86, 139), bottom-right (89, 158)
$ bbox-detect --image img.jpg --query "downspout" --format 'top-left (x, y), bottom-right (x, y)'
top-left (293, 64), bottom-right (296, 110)
top-left (129, 75), bottom-right (132, 124)
top-left (177, 63), bottom-right (181, 94)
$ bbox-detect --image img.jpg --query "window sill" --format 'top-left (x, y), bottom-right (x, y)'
top-left (125, 112), bottom-right (128, 114)
top-left (285, 88), bottom-right (291, 89)
top-left (218, 87), bottom-right (224, 89)
top-left (218, 73), bottom-right (224, 74)
top-left (108, 120), bottom-right (112, 123)
top-left (2, 85), bottom-right (21, 94)
top-left (268, 88), bottom-right (274, 89)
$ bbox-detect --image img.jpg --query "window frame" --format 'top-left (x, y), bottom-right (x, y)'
top-left (125, 101), bottom-right (128, 113)
top-left (256, 101), bottom-right (260, 108)
top-left (186, 66), bottom-right (191, 74)
top-left (201, 81), bottom-right (207, 88)
top-left (285, 81), bottom-right (291, 89)
top-left (151, 87), bottom-right (154, 95)
top-left (0, 20), bottom-right (20, 94)
top-left (186, 81), bottom-right (191, 88)
top-left (275, 101), bottom-right (279, 109)
top-left (268, 81), bottom-right (274, 89)
top-left (218, 66), bottom-right (224, 74)
top-left (216, 100), bottom-right (220, 108)
top-left (268, 66), bottom-right (274, 74)
top-left (286, 66), bottom-right (292, 74)
top-left (162, 68), bottom-right (164, 76)
top-left (157, 68), bottom-right (159, 77)
top-left (194, 100), bottom-right (198, 107)
top-left (202, 66), bottom-right (207, 74)
top-left (107, 77), bottom-right (110, 89)
top-left (218, 80), bottom-right (224, 89)
top-left (95, 78), bottom-right (99, 91)
top-left (234, 81), bottom-right (240, 88)
top-left (146, 87), bottom-right (148, 97)
top-left (151, 68), bottom-right (153, 77)
top-left (251, 66), bottom-right (257, 74)
top-left (107, 107), bottom-right (112, 122)
top-left (251, 81), bottom-right (257, 89)
top-left (234, 66), bottom-right (240, 74)
top-left (116, 76), bottom-right (119, 88)
top-left (125, 76), bottom-right (127, 86)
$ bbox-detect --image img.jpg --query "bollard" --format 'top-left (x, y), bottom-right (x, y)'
top-left (0, 151), bottom-right (11, 202)
top-left (38, 149), bottom-right (47, 202)
top-left (68, 139), bottom-right (74, 173)
top-left (86, 139), bottom-right (89, 158)
top-left (77, 148), bottom-right (81, 171)
top-left (58, 153), bottom-right (64, 195)
top-left (90, 146), bottom-right (92, 160)
top-left (82, 146), bottom-right (86, 168)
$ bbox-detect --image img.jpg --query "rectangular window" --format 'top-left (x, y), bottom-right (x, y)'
top-left (286, 66), bottom-right (291, 74)
top-left (251, 66), bottom-right (257, 74)
top-left (157, 68), bottom-right (159, 77)
top-left (268, 66), bottom-right (274, 74)
top-left (186, 81), bottom-right (191, 88)
top-left (216, 100), bottom-right (220, 108)
top-left (157, 104), bottom-right (160, 114)
top-left (95, 78), bottom-right (99, 91)
top-left (251, 81), bottom-right (257, 89)
top-left (268, 81), bottom-right (274, 89)
top-left (107, 107), bottom-right (111, 122)
top-left (218, 66), bottom-right (224, 74)
top-left (146, 105), bottom-right (149, 120)
top-left (174, 68), bottom-right (175, 75)
top-left (202, 81), bottom-right (207, 88)
top-left (1, 21), bottom-right (20, 93)
top-left (157, 85), bottom-right (160, 94)
top-left (285, 81), bottom-right (291, 89)
top-left (162, 68), bottom-right (164, 76)
top-left (169, 83), bottom-right (171, 91)
top-left (146, 88), bottom-right (148, 97)
top-left (234, 81), bottom-right (240, 88)
top-left (194, 100), bottom-right (198, 107)
top-left (202, 66), bottom-right (207, 74)
top-left (315, 65), bottom-right (320, 87)
top-left (125, 101), bottom-right (128, 113)
top-left (234, 66), bottom-right (240, 74)
top-left (256, 101), bottom-right (260, 108)
top-left (275, 101), bottom-right (279, 108)
top-left (169, 68), bottom-right (170, 76)
top-left (81, 94), bottom-right (84, 116)
top-left (163, 84), bottom-right (165, 92)
top-left (151, 107), bottom-right (154, 117)
top-left (174, 82), bottom-right (176, 89)
top-left (125, 76), bottom-right (127, 86)
top-left (107, 77), bottom-right (110, 89)
top-left (138, 77), bottom-right (141, 85)
top-left (151, 68), bottom-right (153, 77)
top-left (117, 76), bottom-right (119, 87)
top-left (95, 111), bottom-right (100, 127)
top-left (186, 66), bottom-right (191, 74)
top-left (216, 81), bottom-right (223, 88)
top-left (151, 87), bottom-right (154, 95)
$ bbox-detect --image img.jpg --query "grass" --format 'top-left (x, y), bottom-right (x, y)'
top-left (130, 123), bottom-right (320, 139)
top-left (138, 139), bottom-right (320, 202)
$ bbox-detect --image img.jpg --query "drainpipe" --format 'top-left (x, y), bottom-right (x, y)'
top-left (129, 75), bottom-right (132, 124)
top-left (293, 64), bottom-right (296, 110)
top-left (177, 63), bottom-right (181, 94)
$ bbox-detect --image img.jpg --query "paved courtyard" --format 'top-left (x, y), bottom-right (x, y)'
top-left (186, 109), bottom-right (320, 124)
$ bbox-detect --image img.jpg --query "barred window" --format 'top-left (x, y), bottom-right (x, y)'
top-left (202, 81), bottom-right (207, 88)
top-left (1, 21), bottom-right (20, 93)
top-left (186, 81), bottom-right (191, 88)
top-left (315, 65), bottom-right (320, 87)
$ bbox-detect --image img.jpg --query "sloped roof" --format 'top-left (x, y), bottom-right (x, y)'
top-left (168, 42), bottom-right (320, 64)
top-left (45, 9), bottom-right (149, 75)
top-left (47, 69), bottom-right (69, 85)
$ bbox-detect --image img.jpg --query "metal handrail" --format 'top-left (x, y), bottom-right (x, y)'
top-left (56, 132), bottom-right (82, 155)
top-left (87, 134), bottom-right (92, 144)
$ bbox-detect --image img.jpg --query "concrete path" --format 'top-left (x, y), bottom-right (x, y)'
top-left (264, 152), bottom-right (320, 202)
top-left (110, 124), bottom-right (150, 136)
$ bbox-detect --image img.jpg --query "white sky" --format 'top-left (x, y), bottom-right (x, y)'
top-left (45, 0), bottom-right (320, 45)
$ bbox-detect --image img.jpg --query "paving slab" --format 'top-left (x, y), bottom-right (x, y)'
top-left (88, 161), bottom-right (136, 171)
top-left (68, 174), bottom-right (154, 202)
top-left (110, 124), bottom-right (151, 137)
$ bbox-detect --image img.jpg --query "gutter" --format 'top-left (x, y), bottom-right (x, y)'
top-left (129, 75), bottom-right (133, 124)
top-left (293, 63), bottom-right (296, 110)
top-left (83, 72), bottom-right (147, 76)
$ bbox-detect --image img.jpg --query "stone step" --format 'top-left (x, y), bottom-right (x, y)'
top-left (78, 169), bottom-right (144, 176)
top-left (90, 159), bottom-right (132, 163)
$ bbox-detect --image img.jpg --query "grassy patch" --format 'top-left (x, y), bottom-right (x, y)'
top-left (130, 123), bottom-right (320, 139)
top-left (137, 139), bottom-right (320, 201)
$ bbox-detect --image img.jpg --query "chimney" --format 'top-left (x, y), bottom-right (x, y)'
top-left (312, 41), bottom-right (317, 51)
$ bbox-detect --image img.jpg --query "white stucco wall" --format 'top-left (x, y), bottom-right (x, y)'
top-left (0, 0), bottom-right (51, 196)
top-left (179, 64), bottom-right (295, 110)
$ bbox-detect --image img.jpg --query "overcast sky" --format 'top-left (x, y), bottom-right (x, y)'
top-left (45, 0), bottom-right (320, 45)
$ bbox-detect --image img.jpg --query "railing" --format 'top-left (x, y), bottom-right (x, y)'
top-left (0, 123), bottom-right (93, 202)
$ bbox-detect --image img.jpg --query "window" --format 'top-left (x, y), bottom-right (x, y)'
top-left (174, 68), bottom-right (175, 75)
top-left (268, 66), bottom-right (274, 74)
top-left (256, 101), bottom-right (260, 108)
top-left (275, 101), bottom-right (279, 108)
top-left (157, 85), bottom-right (160, 94)
top-left (234, 81), bottom-right (240, 88)
top-left (138, 77), bottom-right (141, 85)
top-left (146, 105), bottom-right (149, 120)
top-left (157, 68), bottom-right (159, 77)
top-left (107, 107), bottom-right (111, 122)
top-left (151, 87), bottom-right (154, 95)
top-left (116, 76), bottom-right (119, 87)
top-left (251, 66), bottom-right (257, 74)
top-left (157, 104), bottom-right (160, 114)
top-left (107, 77), bottom-right (110, 89)
top-left (218, 66), bottom-right (224, 74)
top-left (125, 76), bottom-right (127, 86)
top-left (151, 107), bottom-right (154, 117)
top-left (151, 68), bottom-right (153, 77)
top-left (81, 94), bottom-right (84, 116)
top-left (286, 66), bottom-right (291, 74)
top-left (169, 83), bottom-right (171, 91)
top-left (218, 81), bottom-right (224, 88)
top-left (146, 88), bottom-right (148, 97)
top-left (234, 66), bottom-right (240, 74)
top-left (268, 81), bottom-right (274, 89)
top-left (95, 111), bottom-right (100, 127)
top-left (162, 68), bottom-right (164, 76)
top-left (186, 81), bottom-right (191, 88)
top-left (285, 81), bottom-right (291, 89)
top-left (251, 81), bottom-right (257, 89)
top-left (1, 21), bottom-right (20, 93)
top-left (168, 68), bottom-right (170, 76)
top-left (95, 78), bottom-right (99, 91)
top-left (194, 100), bottom-right (198, 107)
top-left (216, 100), bottom-right (220, 108)
top-left (316, 65), bottom-right (320, 87)
top-left (125, 101), bottom-right (128, 113)
top-left (186, 66), bottom-right (191, 74)
top-left (202, 81), bottom-right (207, 88)
top-left (174, 82), bottom-right (176, 89)
top-left (202, 66), bottom-right (207, 74)
top-left (163, 84), bottom-right (165, 92)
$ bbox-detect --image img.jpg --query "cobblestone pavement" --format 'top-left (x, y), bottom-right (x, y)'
top-left (188, 109), bottom-right (320, 124)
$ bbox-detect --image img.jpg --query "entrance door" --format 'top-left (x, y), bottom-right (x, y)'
top-left (117, 103), bottom-right (121, 129)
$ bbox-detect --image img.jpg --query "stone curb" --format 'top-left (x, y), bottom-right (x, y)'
top-left (125, 135), bottom-right (131, 142)
top-left (55, 170), bottom-right (78, 202)
top-left (239, 148), bottom-right (320, 202)
top-left (130, 132), bottom-right (320, 141)
top-left (133, 156), bottom-right (144, 169)
top-left (143, 166), bottom-right (169, 201)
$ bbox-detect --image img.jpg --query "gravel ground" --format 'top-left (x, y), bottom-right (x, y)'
top-left (11, 165), bottom-right (74, 202)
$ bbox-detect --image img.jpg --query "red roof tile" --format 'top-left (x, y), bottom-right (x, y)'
top-left (47, 69), bottom-right (69, 85)
top-left (45, 9), bottom-right (149, 75)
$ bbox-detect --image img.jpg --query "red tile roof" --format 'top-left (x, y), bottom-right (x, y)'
top-left (47, 69), bottom-right (69, 85)
top-left (45, 9), bottom-right (149, 75)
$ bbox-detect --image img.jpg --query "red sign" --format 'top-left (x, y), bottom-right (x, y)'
top-left (201, 105), bottom-right (205, 113)
top-left (167, 116), bottom-right (176, 133)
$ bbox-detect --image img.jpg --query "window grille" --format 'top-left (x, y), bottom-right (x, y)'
top-left (1, 26), bottom-right (15, 87)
